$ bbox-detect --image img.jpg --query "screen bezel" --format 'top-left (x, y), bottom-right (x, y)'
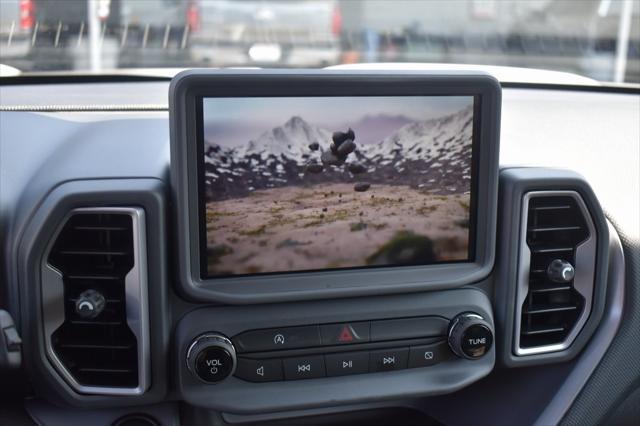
top-left (196, 95), bottom-right (480, 278)
top-left (170, 70), bottom-right (500, 303)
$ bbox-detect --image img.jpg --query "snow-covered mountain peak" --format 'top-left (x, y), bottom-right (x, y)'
top-left (240, 116), bottom-right (331, 160)
top-left (363, 105), bottom-right (473, 161)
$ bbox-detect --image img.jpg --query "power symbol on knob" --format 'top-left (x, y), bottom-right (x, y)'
top-left (187, 334), bottom-right (237, 384)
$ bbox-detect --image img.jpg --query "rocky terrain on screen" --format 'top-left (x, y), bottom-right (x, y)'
top-left (205, 183), bottom-right (470, 276)
top-left (203, 105), bottom-right (473, 200)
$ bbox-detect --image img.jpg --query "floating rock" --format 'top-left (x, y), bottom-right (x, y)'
top-left (308, 142), bottom-right (320, 151)
top-left (321, 150), bottom-right (345, 166)
top-left (332, 128), bottom-right (355, 146)
top-left (348, 163), bottom-right (366, 174)
top-left (305, 162), bottom-right (324, 173)
top-left (366, 232), bottom-right (436, 266)
top-left (354, 182), bottom-right (371, 192)
top-left (337, 139), bottom-right (356, 156)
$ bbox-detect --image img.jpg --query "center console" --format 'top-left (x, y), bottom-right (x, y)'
top-left (168, 70), bottom-right (502, 412)
top-left (174, 289), bottom-right (494, 413)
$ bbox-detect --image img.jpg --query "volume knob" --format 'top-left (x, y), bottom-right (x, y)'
top-left (448, 313), bottom-right (493, 360)
top-left (187, 334), bottom-right (236, 384)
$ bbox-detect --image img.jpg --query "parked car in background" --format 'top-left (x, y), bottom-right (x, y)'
top-left (33, 0), bottom-right (122, 70)
top-left (189, 0), bottom-right (341, 67)
top-left (0, 0), bottom-right (193, 70)
top-left (117, 0), bottom-right (193, 68)
top-left (0, 0), bottom-right (35, 70)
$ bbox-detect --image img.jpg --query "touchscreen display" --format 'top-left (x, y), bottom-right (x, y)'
top-left (200, 96), bottom-right (476, 277)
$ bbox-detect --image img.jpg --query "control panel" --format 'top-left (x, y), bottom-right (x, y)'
top-left (185, 314), bottom-right (493, 384)
top-left (174, 289), bottom-right (495, 413)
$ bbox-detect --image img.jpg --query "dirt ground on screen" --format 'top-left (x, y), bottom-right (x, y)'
top-left (205, 183), bottom-right (470, 276)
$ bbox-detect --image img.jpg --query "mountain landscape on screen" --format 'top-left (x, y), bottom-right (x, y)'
top-left (202, 101), bottom-right (474, 277)
top-left (203, 105), bottom-right (473, 199)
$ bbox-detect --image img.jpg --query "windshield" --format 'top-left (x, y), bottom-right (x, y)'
top-left (0, 0), bottom-right (638, 83)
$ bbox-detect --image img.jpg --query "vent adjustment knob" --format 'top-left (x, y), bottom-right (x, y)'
top-left (547, 259), bottom-right (575, 283)
top-left (187, 334), bottom-right (236, 383)
top-left (448, 313), bottom-right (493, 360)
top-left (74, 289), bottom-right (106, 319)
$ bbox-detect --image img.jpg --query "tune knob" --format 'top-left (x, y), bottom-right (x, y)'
top-left (186, 333), bottom-right (236, 383)
top-left (547, 259), bottom-right (575, 283)
top-left (75, 289), bottom-right (106, 319)
top-left (448, 313), bottom-right (493, 360)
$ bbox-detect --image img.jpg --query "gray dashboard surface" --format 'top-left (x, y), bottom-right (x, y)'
top-left (0, 82), bottom-right (170, 109)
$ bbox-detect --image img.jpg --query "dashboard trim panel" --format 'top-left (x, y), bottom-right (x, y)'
top-left (41, 207), bottom-right (150, 396)
top-left (15, 178), bottom-right (169, 407)
top-left (495, 168), bottom-right (610, 368)
top-left (514, 191), bottom-right (597, 355)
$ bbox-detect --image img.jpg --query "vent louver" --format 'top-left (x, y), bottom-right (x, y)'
top-left (516, 192), bottom-right (596, 355)
top-left (44, 208), bottom-right (149, 394)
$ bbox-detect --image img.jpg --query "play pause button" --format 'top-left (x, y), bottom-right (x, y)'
top-left (325, 351), bottom-right (369, 377)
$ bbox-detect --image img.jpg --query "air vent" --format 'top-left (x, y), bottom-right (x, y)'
top-left (515, 192), bottom-right (596, 355)
top-left (42, 208), bottom-right (149, 395)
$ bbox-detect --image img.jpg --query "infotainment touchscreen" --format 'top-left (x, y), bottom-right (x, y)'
top-left (199, 95), bottom-right (478, 277)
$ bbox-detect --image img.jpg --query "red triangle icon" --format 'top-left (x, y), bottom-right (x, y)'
top-left (338, 326), bottom-right (354, 342)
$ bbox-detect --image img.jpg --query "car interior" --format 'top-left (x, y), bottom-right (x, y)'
top-left (0, 1), bottom-right (639, 426)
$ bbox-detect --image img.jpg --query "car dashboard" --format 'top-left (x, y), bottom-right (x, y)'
top-left (0, 73), bottom-right (638, 426)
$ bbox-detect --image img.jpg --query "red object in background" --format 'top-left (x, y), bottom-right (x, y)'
top-left (331, 5), bottom-right (342, 35)
top-left (19, 0), bottom-right (35, 30)
top-left (187, 0), bottom-right (200, 31)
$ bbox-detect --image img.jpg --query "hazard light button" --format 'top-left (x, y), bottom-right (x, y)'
top-left (320, 322), bottom-right (370, 345)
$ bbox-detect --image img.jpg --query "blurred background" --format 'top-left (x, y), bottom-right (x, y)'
top-left (0, 0), bottom-right (638, 82)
